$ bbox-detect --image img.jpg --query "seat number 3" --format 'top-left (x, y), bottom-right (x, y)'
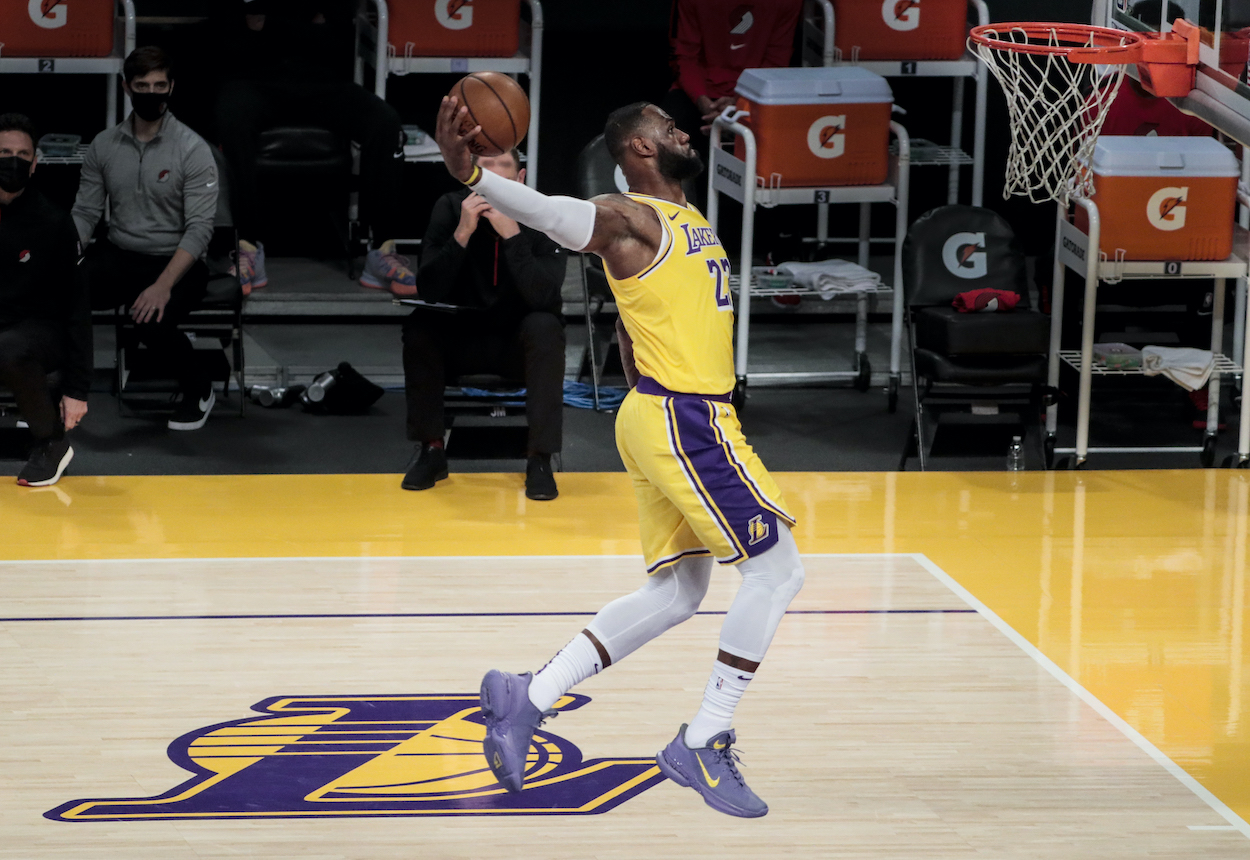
top-left (706, 257), bottom-right (733, 310)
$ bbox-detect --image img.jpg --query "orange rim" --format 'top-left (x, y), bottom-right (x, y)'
top-left (969, 22), bottom-right (1144, 63)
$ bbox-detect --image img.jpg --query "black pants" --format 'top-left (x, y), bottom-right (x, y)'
top-left (402, 310), bottom-right (565, 454)
top-left (86, 240), bottom-right (210, 394)
top-left (215, 79), bottom-right (404, 244)
top-left (0, 320), bottom-right (64, 443)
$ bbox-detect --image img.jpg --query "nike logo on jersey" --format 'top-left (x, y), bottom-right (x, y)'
top-left (205, 181), bottom-right (217, 188)
top-left (667, 211), bottom-right (680, 220)
top-left (697, 754), bottom-right (721, 787)
top-left (730, 43), bottom-right (747, 50)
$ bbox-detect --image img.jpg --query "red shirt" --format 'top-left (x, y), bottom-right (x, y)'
top-left (671, 0), bottom-right (803, 102)
top-left (1100, 79), bottom-right (1214, 137)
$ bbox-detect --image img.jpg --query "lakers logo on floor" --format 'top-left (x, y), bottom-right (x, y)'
top-left (45, 694), bottom-right (664, 821)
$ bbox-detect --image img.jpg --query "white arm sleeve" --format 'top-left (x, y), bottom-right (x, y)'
top-left (472, 168), bottom-right (597, 251)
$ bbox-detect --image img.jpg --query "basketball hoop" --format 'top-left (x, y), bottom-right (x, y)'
top-left (969, 23), bottom-right (1146, 206)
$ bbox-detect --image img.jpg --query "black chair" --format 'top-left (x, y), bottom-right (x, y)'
top-left (899, 205), bottom-right (1050, 470)
top-left (114, 147), bottom-right (246, 417)
top-left (254, 125), bottom-right (364, 278)
top-left (574, 134), bottom-right (624, 409)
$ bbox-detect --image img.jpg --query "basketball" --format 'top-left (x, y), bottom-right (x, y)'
top-left (451, 71), bottom-right (530, 158)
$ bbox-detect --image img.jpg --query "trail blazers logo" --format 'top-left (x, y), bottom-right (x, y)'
top-left (46, 693), bottom-right (664, 822)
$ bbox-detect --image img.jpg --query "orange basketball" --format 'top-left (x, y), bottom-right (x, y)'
top-left (452, 71), bottom-right (530, 158)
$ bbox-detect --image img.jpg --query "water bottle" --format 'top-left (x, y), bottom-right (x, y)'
top-left (253, 385), bottom-right (306, 407)
top-left (305, 371), bottom-right (338, 403)
top-left (1007, 435), bottom-right (1025, 471)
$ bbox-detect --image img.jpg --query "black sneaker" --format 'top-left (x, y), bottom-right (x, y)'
top-left (168, 386), bottom-right (215, 431)
top-left (17, 437), bottom-right (74, 487)
top-left (525, 454), bottom-right (558, 501)
top-left (401, 444), bottom-right (448, 491)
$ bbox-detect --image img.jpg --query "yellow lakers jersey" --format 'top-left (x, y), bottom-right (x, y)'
top-left (605, 193), bottom-right (735, 395)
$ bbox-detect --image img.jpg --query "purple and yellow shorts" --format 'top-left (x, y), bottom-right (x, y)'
top-left (615, 377), bottom-right (797, 574)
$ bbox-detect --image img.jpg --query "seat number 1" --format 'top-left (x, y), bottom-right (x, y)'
top-left (706, 257), bottom-right (733, 310)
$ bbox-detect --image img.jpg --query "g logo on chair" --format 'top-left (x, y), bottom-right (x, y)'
top-left (941, 232), bottom-right (987, 279)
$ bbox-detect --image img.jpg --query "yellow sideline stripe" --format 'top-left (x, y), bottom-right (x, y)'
top-left (3, 469), bottom-right (1249, 826)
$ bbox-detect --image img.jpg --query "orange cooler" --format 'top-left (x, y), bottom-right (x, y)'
top-left (833, 0), bottom-right (968, 61)
top-left (389, 0), bottom-right (520, 58)
top-left (0, 0), bottom-right (114, 57)
top-left (734, 67), bottom-right (893, 187)
top-left (1077, 136), bottom-right (1238, 261)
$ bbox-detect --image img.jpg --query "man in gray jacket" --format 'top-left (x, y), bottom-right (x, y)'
top-left (73, 46), bottom-right (220, 431)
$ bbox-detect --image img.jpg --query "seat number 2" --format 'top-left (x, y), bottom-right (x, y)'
top-left (706, 257), bottom-right (733, 310)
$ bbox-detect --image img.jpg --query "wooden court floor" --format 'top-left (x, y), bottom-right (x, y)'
top-left (1, 470), bottom-right (1248, 858)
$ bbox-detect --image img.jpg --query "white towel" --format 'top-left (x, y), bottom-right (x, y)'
top-left (1141, 346), bottom-right (1214, 391)
top-left (776, 260), bottom-right (881, 300)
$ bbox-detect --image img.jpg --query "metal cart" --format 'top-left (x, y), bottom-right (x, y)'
top-left (1049, 196), bottom-right (1250, 468)
top-left (707, 110), bottom-right (910, 411)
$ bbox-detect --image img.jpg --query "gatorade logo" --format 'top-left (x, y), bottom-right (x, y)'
top-left (941, 232), bottom-right (987, 279)
top-left (807, 115), bottom-right (846, 159)
top-left (884, 0), bottom-right (920, 32)
top-left (436, 0), bottom-right (473, 30)
top-left (30, 0), bottom-right (67, 29)
top-left (1147, 186), bottom-right (1188, 231)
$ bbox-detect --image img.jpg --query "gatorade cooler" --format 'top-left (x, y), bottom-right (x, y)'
top-left (389, 0), bottom-right (521, 58)
top-left (733, 67), bottom-right (893, 187)
top-left (0, 0), bottom-right (114, 57)
top-left (833, 0), bottom-right (968, 61)
top-left (1075, 136), bottom-right (1238, 261)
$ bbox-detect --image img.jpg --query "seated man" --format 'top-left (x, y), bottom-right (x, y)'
top-left (0, 113), bottom-right (90, 486)
top-left (401, 149), bottom-right (566, 500)
top-left (73, 46), bottom-right (220, 431)
top-left (212, 0), bottom-right (414, 296)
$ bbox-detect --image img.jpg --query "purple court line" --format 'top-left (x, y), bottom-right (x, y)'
top-left (0, 609), bottom-right (978, 623)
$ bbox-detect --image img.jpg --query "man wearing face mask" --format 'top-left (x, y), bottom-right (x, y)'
top-left (0, 113), bottom-right (90, 487)
top-left (71, 46), bottom-right (220, 431)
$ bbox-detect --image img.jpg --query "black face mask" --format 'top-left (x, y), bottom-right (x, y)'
top-left (130, 91), bottom-right (169, 122)
top-left (0, 155), bottom-right (33, 194)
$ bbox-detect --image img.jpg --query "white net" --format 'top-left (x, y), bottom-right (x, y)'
top-left (971, 26), bottom-right (1131, 206)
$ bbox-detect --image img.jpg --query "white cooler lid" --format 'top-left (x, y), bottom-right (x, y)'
top-left (1092, 136), bottom-right (1239, 178)
top-left (734, 67), bottom-right (893, 106)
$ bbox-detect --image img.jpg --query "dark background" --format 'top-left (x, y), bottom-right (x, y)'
top-left (5, 0), bottom-right (1090, 254)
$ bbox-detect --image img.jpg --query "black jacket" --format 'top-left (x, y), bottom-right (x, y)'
top-left (417, 188), bottom-right (565, 324)
top-left (0, 188), bottom-right (91, 400)
top-left (212, 0), bottom-right (356, 84)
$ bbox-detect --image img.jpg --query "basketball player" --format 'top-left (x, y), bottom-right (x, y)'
top-left (434, 97), bottom-right (805, 819)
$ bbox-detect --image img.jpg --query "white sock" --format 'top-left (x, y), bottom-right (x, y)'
top-left (527, 632), bottom-right (602, 712)
top-left (684, 661), bottom-right (754, 748)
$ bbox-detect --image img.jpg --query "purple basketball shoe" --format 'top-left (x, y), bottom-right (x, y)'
top-left (656, 725), bottom-right (768, 818)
